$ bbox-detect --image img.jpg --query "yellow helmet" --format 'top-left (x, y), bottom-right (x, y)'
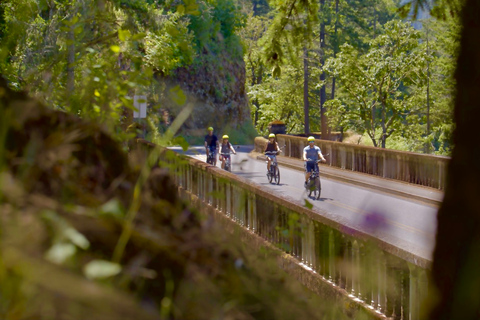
top-left (222, 135), bottom-right (229, 139)
top-left (268, 133), bottom-right (275, 138)
top-left (307, 136), bottom-right (315, 142)
top-left (208, 126), bottom-right (214, 131)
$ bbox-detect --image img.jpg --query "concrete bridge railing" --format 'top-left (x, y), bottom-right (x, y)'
top-left (137, 140), bottom-right (431, 320)
top-left (255, 135), bottom-right (449, 190)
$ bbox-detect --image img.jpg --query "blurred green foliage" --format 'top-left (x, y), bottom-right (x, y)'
top-left (0, 78), bottom-right (352, 319)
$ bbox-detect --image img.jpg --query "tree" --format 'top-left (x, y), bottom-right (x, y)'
top-left (248, 64), bottom-right (305, 134)
top-left (427, 0), bottom-right (480, 318)
top-left (240, 13), bottom-right (269, 126)
top-left (0, 0), bottom-right (196, 134)
top-left (419, 17), bottom-right (459, 155)
top-left (325, 20), bottom-right (427, 148)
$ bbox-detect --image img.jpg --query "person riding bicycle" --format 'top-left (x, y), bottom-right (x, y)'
top-left (204, 127), bottom-right (219, 165)
top-left (219, 135), bottom-right (236, 170)
top-left (264, 133), bottom-right (282, 173)
top-left (303, 136), bottom-right (326, 187)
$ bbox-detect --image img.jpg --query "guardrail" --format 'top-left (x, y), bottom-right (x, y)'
top-left (255, 135), bottom-right (449, 190)
top-left (136, 139), bottom-right (430, 320)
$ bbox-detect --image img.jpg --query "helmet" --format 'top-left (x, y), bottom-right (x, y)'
top-left (307, 136), bottom-right (315, 142)
top-left (268, 133), bottom-right (275, 138)
top-left (208, 127), bottom-right (214, 131)
top-left (222, 135), bottom-right (229, 139)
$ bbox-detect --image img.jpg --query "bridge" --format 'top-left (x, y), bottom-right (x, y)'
top-left (136, 137), bottom-right (443, 320)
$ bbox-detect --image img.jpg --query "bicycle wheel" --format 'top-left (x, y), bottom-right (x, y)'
top-left (268, 167), bottom-right (273, 183)
top-left (314, 177), bottom-right (321, 200)
top-left (308, 179), bottom-right (314, 197)
top-left (274, 166), bottom-right (280, 185)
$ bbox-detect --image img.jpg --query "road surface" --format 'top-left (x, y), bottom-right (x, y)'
top-left (173, 146), bottom-right (438, 260)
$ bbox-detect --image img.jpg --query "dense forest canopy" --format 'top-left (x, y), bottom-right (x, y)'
top-left (0, 0), bottom-right (254, 145)
top-left (241, 0), bottom-right (458, 154)
top-left (0, 0), bottom-right (458, 153)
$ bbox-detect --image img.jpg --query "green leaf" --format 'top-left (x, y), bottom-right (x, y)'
top-left (132, 33), bottom-right (147, 41)
top-left (84, 260), bottom-right (122, 280)
top-left (173, 136), bottom-right (190, 151)
top-left (64, 228), bottom-right (90, 250)
top-left (100, 198), bottom-right (125, 217)
top-left (272, 66), bottom-right (281, 78)
top-left (304, 199), bottom-right (313, 210)
top-left (118, 29), bottom-right (131, 41)
top-left (169, 85), bottom-right (187, 106)
top-left (176, 5), bottom-right (185, 15)
top-left (74, 26), bottom-right (83, 35)
top-left (45, 243), bottom-right (76, 264)
top-left (110, 45), bottom-right (121, 53)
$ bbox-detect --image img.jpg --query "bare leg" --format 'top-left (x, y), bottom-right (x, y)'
top-left (305, 171), bottom-right (311, 183)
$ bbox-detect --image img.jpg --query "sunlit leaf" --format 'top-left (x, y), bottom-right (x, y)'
top-left (45, 243), bottom-right (76, 264)
top-left (64, 228), bottom-right (90, 249)
top-left (118, 29), bottom-right (131, 41)
top-left (100, 198), bottom-right (125, 217)
top-left (84, 260), bottom-right (122, 280)
top-left (110, 45), bottom-right (121, 53)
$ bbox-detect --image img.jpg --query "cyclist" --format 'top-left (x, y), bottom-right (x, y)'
top-left (303, 136), bottom-right (326, 187)
top-left (204, 127), bottom-right (219, 165)
top-left (219, 135), bottom-right (236, 170)
top-left (264, 133), bottom-right (282, 173)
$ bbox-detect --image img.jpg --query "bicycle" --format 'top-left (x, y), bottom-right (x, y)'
top-left (265, 150), bottom-right (280, 185)
top-left (305, 157), bottom-right (327, 200)
top-left (220, 152), bottom-right (234, 172)
top-left (206, 147), bottom-right (216, 165)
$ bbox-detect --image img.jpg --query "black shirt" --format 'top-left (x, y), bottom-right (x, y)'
top-left (205, 134), bottom-right (218, 148)
top-left (265, 142), bottom-right (278, 152)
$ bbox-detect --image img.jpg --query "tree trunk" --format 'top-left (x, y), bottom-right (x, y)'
top-left (252, 64), bottom-right (263, 126)
top-left (303, 45), bottom-right (310, 134)
top-left (319, 0), bottom-right (328, 140)
top-left (253, 99), bottom-right (260, 125)
top-left (381, 99), bottom-right (386, 148)
top-left (331, 0), bottom-right (339, 101)
top-left (429, 0), bottom-right (480, 318)
top-left (425, 25), bottom-right (431, 154)
top-left (66, 26), bottom-right (75, 96)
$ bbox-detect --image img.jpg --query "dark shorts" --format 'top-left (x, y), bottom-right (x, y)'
top-left (208, 146), bottom-right (216, 154)
top-left (220, 154), bottom-right (230, 161)
top-left (305, 161), bottom-right (318, 172)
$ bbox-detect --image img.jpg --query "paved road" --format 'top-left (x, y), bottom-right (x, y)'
top-left (173, 145), bottom-right (438, 261)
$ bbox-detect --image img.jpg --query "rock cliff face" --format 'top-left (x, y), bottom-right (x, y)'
top-left (161, 49), bottom-right (250, 137)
